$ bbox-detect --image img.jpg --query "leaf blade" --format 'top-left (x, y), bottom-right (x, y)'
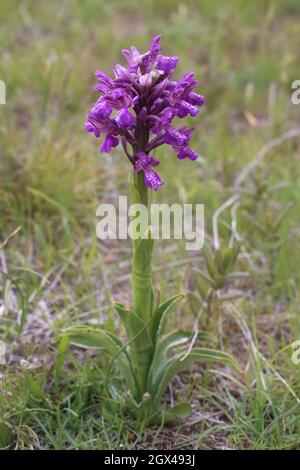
top-left (150, 294), bottom-right (184, 341)
top-left (152, 347), bottom-right (240, 407)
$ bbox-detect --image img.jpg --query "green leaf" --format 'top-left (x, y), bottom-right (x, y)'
top-left (222, 244), bottom-right (240, 271)
top-left (54, 335), bottom-right (69, 380)
top-left (0, 272), bottom-right (28, 334)
top-left (274, 202), bottom-right (293, 231)
top-left (114, 302), bottom-right (132, 325)
top-left (151, 347), bottom-right (240, 408)
top-left (133, 229), bottom-right (154, 259)
top-left (215, 249), bottom-right (224, 273)
top-left (114, 302), bottom-right (152, 348)
top-left (147, 330), bottom-right (191, 390)
top-left (193, 268), bottom-right (215, 287)
top-left (114, 303), bottom-right (153, 394)
top-left (159, 330), bottom-right (192, 354)
top-left (164, 402), bottom-right (192, 422)
top-left (150, 294), bottom-right (184, 342)
top-left (203, 246), bottom-right (218, 280)
top-left (129, 173), bottom-right (142, 205)
top-left (0, 423), bottom-right (15, 449)
top-left (230, 243), bottom-right (241, 268)
top-left (24, 375), bottom-right (46, 404)
top-left (66, 326), bottom-right (118, 351)
top-left (65, 326), bottom-right (137, 397)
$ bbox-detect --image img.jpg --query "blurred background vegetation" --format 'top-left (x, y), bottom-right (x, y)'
top-left (0, 0), bottom-right (300, 450)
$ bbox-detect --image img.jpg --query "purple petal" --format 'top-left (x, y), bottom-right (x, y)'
top-left (135, 152), bottom-right (160, 169)
top-left (91, 100), bottom-right (112, 118)
top-left (104, 88), bottom-right (132, 110)
top-left (121, 49), bottom-right (133, 64)
top-left (151, 35), bottom-right (162, 48)
top-left (164, 126), bottom-right (189, 147)
top-left (158, 108), bottom-right (174, 124)
top-left (176, 72), bottom-right (199, 94)
top-left (176, 101), bottom-right (199, 118)
top-left (187, 92), bottom-right (205, 106)
top-left (121, 46), bottom-right (141, 67)
top-left (144, 168), bottom-right (164, 191)
top-left (149, 35), bottom-right (161, 60)
top-left (177, 147), bottom-right (199, 160)
top-left (115, 108), bottom-right (133, 128)
top-left (157, 55), bottom-right (180, 74)
top-left (100, 134), bottom-right (119, 153)
top-left (85, 118), bottom-right (101, 137)
top-left (94, 71), bottom-right (115, 93)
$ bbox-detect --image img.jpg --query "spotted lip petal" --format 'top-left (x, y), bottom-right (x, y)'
top-left (143, 168), bottom-right (164, 191)
top-left (177, 147), bottom-right (199, 161)
top-left (85, 35), bottom-right (204, 190)
top-left (134, 152), bottom-right (164, 191)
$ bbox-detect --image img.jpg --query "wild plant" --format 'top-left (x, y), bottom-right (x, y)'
top-left (64, 36), bottom-right (238, 423)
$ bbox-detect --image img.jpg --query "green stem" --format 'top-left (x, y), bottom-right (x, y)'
top-left (132, 171), bottom-right (152, 321)
top-left (130, 171), bottom-right (154, 397)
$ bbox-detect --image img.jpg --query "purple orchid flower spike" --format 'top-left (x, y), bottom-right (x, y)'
top-left (85, 35), bottom-right (205, 190)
